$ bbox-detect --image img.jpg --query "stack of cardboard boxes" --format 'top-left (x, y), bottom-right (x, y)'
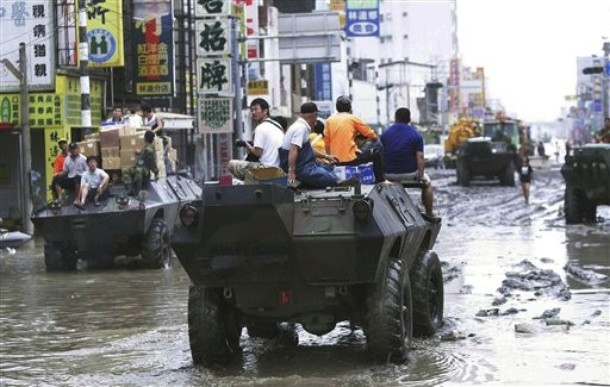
top-left (80, 125), bottom-right (177, 178)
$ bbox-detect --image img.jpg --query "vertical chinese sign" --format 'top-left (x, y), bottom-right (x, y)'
top-left (345, 0), bottom-right (380, 38)
top-left (0, 0), bottom-right (55, 92)
top-left (133, 0), bottom-right (175, 96)
top-left (448, 57), bottom-right (460, 113)
top-left (83, 0), bottom-right (124, 67)
top-left (194, 0), bottom-right (235, 177)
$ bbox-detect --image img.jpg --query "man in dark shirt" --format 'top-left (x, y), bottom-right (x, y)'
top-left (380, 107), bottom-right (436, 219)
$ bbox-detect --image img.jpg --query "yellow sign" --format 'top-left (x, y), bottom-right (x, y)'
top-left (248, 80), bottom-right (269, 95)
top-left (79, 0), bottom-right (125, 67)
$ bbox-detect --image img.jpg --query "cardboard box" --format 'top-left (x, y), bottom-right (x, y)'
top-left (100, 128), bottom-right (120, 148)
top-left (102, 156), bottom-right (121, 170)
top-left (77, 140), bottom-right (100, 158)
top-left (119, 133), bottom-right (145, 151)
top-left (84, 132), bottom-right (99, 141)
top-left (101, 147), bottom-right (120, 158)
top-left (154, 136), bottom-right (164, 152)
top-left (120, 125), bottom-right (136, 137)
top-left (156, 161), bottom-right (166, 178)
top-left (120, 149), bottom-right (138, 168)
top-left (335, 163), bottom-right (375, 184)
top-left (244, 167), bottom-right (287, 186)
top-left (168, 148), bottom-right (177, 162)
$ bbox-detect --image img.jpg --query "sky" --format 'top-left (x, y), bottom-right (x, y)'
top-left (457, 0), bottom-right (610, 122)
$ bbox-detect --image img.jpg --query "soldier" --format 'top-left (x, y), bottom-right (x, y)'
top-left (122, 130), bottom-right (158, 195)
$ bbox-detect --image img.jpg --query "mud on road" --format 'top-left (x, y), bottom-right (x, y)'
top-left (0, 167), bottom-right (608, 386)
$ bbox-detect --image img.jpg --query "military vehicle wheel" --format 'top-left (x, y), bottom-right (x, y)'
top-left (564, 187), bottom-right (596, 224)
top-left (410, 250), bottom-right (444, 337)
top-left (142, 218), bottom-right (172, 269)
top-left (366, 258), bottom-right (413, 363)
top-left (188, 285), bottom-right (241, 367)
top-left (44, 242), bottom-right (77, 272)
top-left (246, 322), bottom-right (280, 339)
top-left (501, 163), bottom-right (515, 186)
top-left (459, 165), bottom-right (470, 187)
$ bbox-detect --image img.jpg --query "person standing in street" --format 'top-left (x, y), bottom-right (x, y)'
top-left (519, 155), bottom-right (533, 205)
top-left (279, 102), bottom-right (343, 188)
top-left (228, 98), bottom-right (284, 180)
top-left (381, 107), bottom-right (437, 219)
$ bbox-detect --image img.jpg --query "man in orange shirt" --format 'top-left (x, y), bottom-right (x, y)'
top-left (50, 138), bottom-right (68, 199)
top-left (324, 96), bottom-right (383, 182)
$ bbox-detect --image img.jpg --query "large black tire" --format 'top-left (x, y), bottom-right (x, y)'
top-left (365, 258), bottom-right (413, 363)
top-left (410, 251), bottom-right (444, 337)
top-left (188, 285), bottom-right (242, 367)
top-left (246, 321), bottom-right (280, 339)
top-left (44, 242), bottom-right (77, 272)
top-left (501, 163), bottom-right (515, 186)
top-left (564, 187), bottom-right (596, 224)
top-left (141, 218), bottom-right (172, 269)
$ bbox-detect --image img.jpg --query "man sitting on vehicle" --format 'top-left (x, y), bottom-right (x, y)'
top-left (50, 138), bottom-right (68, 200)
top-left (52, 142), bottom-right (88, 205)
top-left (381, 107), bottom-right (437, 219)
top-left (122, 130), bottom-right (158, 195)
top-left (279, 102), bottom-right (354, 188)
top-left (75, 156), bottom-right (109, 208)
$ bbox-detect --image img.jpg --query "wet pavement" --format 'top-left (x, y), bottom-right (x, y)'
top-left (1, 167), bottom-right (609, 386)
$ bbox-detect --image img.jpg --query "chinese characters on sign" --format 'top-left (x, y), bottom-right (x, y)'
top-left (0, 94), bottom-right (63, 126)
top-left (194, 0), bottom-right (231, 17)
top-left (199, 98), bottom-right (232, 134)
top-left (0, 0), bottom-right (54, 92)
top-left (197, 59), bottom-right (232, 95)
top-left (345, 0), bottom-right (379, 38)
top-left (83, 0), bottom-right (124, 67)
top-left (133, 0), bottom-right (175, 96)
top-left (195, 19), bottom-right (232, 57)
top-left (314, 63), bottom-right (332, 101)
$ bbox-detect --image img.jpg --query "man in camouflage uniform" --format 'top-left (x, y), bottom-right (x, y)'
top-left (122, 130), bottom-right (158, 195)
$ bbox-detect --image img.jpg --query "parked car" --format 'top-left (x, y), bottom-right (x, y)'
top-left (424, 144), bottom-right (445, 169)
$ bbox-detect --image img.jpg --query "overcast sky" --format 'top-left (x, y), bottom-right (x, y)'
top-left (457, 0), bottom-right (610, 122)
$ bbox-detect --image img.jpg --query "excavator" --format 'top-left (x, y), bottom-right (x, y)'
top-left (443, 118), bottom-right (482, 168)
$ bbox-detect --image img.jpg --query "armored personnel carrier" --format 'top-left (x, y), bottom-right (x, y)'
top-left (561, 143), bottom-right (610, 223)
top-left (31, 174), bottom-right (201, 271)
top-left (456, 137), bottom-right (516, 187)
top-left (171, 181), bottom-right (444, 367)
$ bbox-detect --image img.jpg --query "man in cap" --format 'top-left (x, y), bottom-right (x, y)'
top-left (53, 142), bottom-right (88, 204)
top-left (50, 138), bottom-right (68, 199)
top-left (324, 95), bottom-right (384, 181)
top-left (228, 98), bottom-right (284, 180)
top-left (279, 102), bottom-right (358, 189)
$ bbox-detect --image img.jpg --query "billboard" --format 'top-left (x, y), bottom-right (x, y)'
top-left (80, 0), bottom-right (124, 67)
top-left (133, 0), bottom-right (175, 96)
top-left (0, 0), bottom-right (55, 91)
top-left (345, 0), bottom-right (379, 38)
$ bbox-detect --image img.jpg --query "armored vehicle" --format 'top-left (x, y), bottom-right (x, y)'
top-left (456, 137), bottom-right (516, 187)
top-left (561, 143), bottom-right (610, 223)
top-left (31, 174), bottom-right (201, 271)
top-left (171, 181), bottom-right (444, 367)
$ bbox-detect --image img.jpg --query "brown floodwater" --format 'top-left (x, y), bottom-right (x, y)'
top-left (1, 168), bottom-right (608, 386)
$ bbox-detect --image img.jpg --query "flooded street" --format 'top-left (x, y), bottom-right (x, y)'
top-left (1, 167), bottom-right (609, 386)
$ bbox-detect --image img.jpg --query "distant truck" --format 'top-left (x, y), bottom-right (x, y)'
top-left (561, 143), bottom-right (610, 223)
top-left (456, 137), bottom-right (516, 187)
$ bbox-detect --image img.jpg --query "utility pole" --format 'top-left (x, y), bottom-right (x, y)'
top-left (78, 0), bottom-right (92, 133)
top-left (1, 44), bottom-right (33, 234)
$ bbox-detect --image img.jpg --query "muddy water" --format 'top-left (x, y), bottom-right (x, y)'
top-left (1, 168), bottom-right (608, 386)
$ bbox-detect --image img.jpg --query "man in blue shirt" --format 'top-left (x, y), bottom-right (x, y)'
top-left (380, 107), bottom-right (437, 219)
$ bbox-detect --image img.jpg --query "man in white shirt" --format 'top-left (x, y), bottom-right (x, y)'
top-left (228, 98), bottom-right (284, 180)
top-left (53, 143), bottom-right (88, 204)
top-left (75, 156), bottom-right (110, 208)
top-left (279, 102), bottom-right (355, 189)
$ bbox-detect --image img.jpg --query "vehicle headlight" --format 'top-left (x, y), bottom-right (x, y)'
top-left (353, 199), bottom-right (373, 222)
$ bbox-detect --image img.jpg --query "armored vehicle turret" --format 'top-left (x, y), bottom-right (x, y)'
top-left (31, 174), bottom-right (201, 271)
top-left (561, 144), bottom-right (610, 223)
top-left (171, 181), bottom-right (444, 367)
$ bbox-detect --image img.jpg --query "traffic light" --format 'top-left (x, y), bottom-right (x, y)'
top-left (582, 67), bottom-right (604, 75)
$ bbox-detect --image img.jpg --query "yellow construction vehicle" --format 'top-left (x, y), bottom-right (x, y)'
top-left (443, 118), bottom-right (482, 168)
